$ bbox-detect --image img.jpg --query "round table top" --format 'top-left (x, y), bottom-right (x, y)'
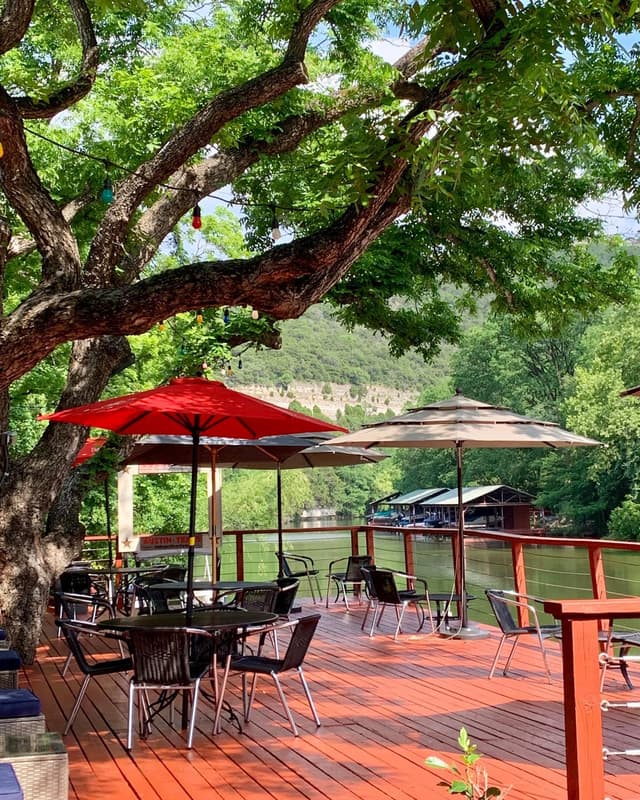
top-left (98, 608), bottom-right (278, 632)
top-left (89, 566), bottom-right (163, 576)
top-left (147, 580), bottom-right (277, 592)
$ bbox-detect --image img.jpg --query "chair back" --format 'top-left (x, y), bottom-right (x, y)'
top-left (485, 589), bottom-right (518, 634)
top-left (59, 569), bottom-right (92, 595)
top-left (128, 627), bottom-right (212, 684)
top-left (281, 614), bottom-right (321, 671)
top-left (360, 565), bottom-right (377, 599)
top-left (344, 555), bottom-right (373, 582)
top-left (275, 552), bottom-right (293, 578)
top-left (274, 578), bottom-right (299, 615)
top-left (370, 569), bottom-right (402, 605)
top-left (161, 566), bottom-right (187, 582)
top-left (240, 586), bottom-right (279, 613)
top-left (147, 586), bottom-right (184, 614)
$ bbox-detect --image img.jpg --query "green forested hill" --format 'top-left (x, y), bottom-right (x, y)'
top-left (232, 304), bottom-right (454, 391)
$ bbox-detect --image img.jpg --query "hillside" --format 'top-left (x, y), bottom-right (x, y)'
top-left (229, 304), bottom-right (454, 416)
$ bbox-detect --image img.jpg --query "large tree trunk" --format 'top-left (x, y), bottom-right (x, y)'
top-left (0, 336), bottom-right (133, 662)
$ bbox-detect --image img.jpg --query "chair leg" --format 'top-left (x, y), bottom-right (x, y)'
top-left (187, 679), bottom-right (201, 748)
top-left (127, 683), bottom-right (135, 750)
top-left (213, 653), bottom-right (232, 734)
top-left (271, 672), bottom-right (299, 736)
top-left (488, 634), bottom-right (508, 679)
top-left (245, 673), bottom-right (260, 722)
top-left (297, 667), bottom-right (321, 728)
top-left (503, 637), bottom-right (521, 676)
top-left (311, 574), bottom-right (323, 603)
top-left (535, 632), bottom-right (554, 684)
top-left (64, 674), bottom-right (91, 735)
top-left (361, 599), bottom-right (373, 631)
top-left (394, 604), bottom-right (407, 640)
top-left (62, 650), bottom-right (73, 677)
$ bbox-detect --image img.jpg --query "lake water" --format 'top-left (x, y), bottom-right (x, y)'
top-left (220, 528), bottom-right (640, 628)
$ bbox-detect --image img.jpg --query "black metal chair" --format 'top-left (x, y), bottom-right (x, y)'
top-left (367, 568), bottom-right (432, 640)
top-left (326, 554), bottom-right (373, 610)
top-left (146, 585), bottom-right (185, 614)
top-left (230, 614), bottom-right (322, 736)
top-left (56, 592), bottom-right (118, 673)
top-left (485, 589), bottom-right (561, 683)
top-left (276, 552), bottom-right (323, 603)
top-left (360, 565), bottom-right (379, 635)
top-left (126, 626), bottom-right (216, 749)
top-left (56, 619), bottom-right (132, 735)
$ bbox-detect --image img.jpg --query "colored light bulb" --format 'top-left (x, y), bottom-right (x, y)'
top-left (101, 177), bottom-right (114, 203)
top-left (192, 204), bottom-right (202, 229)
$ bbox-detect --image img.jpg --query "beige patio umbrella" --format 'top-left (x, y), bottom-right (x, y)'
top-left (331, 390), bottom-right (601, 638)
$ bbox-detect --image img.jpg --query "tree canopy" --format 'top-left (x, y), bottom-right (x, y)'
top-left (4, 0), bottom-right (640, 659)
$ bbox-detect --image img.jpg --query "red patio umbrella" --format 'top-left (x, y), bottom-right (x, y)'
top-left (40, 377), bottom-right (346, 616)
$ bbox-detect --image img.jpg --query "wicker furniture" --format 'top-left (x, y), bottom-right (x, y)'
top-left (0, 654), bottom-right (20, 691)
top-left (0, 692), bottom-right (44, 738)
top-left (0, 733), bottom-right (68, 800)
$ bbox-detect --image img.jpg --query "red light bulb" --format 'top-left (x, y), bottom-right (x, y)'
top-left (192, 204), bottom-right (202, 229)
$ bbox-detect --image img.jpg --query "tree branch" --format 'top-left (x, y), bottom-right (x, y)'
top-left (84, 0), bottom-right (343, 285)
top-left (0, 88), bottom-right (82, 284)
top-left (14, 0), bottom-right (99, 120)
top-left (0, 0), bottom-right (33, 56)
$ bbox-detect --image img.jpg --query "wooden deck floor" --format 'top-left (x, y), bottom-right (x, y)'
top-left (20, 602), bottom-right (640, 800)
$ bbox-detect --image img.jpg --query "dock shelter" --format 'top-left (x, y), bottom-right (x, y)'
top-left (420, 484), bottom-right (535, 532)
top-left (367, 487), bottom-right (450, 524)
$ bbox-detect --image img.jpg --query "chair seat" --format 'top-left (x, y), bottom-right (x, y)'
top-left (0, 654), bottom-right (20, 672)
top-left (231, 654), bottom-right (283, 675)
top-left (89, 656), bottom-right (133, 676)
top-left (0, 763), bottom-right (22, 800)
top-left (0, 690), bottom-right (40, 719)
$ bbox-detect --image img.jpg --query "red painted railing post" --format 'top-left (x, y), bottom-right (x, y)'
top-left (544, 598), bottom-right (640, 800)
top-left (511, 541), bottom-right (529, 626)
top-left (404, 531), bottom-right (415, 576)
top-left (350, 527), bottom-right (360, 556)
top-left (365, 526), bottom-right (375, 562)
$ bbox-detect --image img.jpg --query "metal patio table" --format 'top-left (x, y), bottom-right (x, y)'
top-left (99, 608), bottom-right (278, 733)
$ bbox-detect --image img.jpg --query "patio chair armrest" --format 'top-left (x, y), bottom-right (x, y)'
top-left (281, 552), bottom-right (315, 569)
top-left (327, 556), bottom-right (348, 576)
top-left (237, 618), bottom-right (298, 642)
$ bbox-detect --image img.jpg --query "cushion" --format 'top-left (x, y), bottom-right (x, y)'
top-left (0, 631), bottom-right (7, 642)
top-left (0, 690), bottom-right (40, 719)
top-left (0, 653), bottom-right (19, 672)
top-left (0, 763), bottom-right (22, 799)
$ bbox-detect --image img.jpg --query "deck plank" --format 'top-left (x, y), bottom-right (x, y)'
top-left (18, 602), bottom-right (640, 800)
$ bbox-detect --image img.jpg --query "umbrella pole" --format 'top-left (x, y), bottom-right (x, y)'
top-left (277, 464), bottom-right (284, 578)
top-left (104, 478), bottom-right (113, 570)
top-left (444, 442), bottom-right (489, 640)
top-left (186, 425), bottom-right (200, 619)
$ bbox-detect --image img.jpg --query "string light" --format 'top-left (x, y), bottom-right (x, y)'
top-left (223, 308), bottom-right (230, 324)
top-left (196, 309), bottom-right (204, 324)
top-left (251, 309), bottom-right (259, 320)
top-left (158, 321), bottom-right (166, 332)
top-left (0, 142), bottom-right (3, 159)
top-left (271, 206), bottom-right (282, 241)
top-left (226, 362), bottom-right (233, 377)
top-left (191, 204), bottom-right (202, 229)
top-left (237, 357), bottom-right (243, 369)
top-left (100, 176), bottom-right (114, 204)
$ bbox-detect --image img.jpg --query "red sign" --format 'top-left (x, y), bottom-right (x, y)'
top-left (139, 534), bottom-right (204, 550)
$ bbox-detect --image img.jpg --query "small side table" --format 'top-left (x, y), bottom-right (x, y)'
top-left (0, 733), bottom-right (67, 800)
